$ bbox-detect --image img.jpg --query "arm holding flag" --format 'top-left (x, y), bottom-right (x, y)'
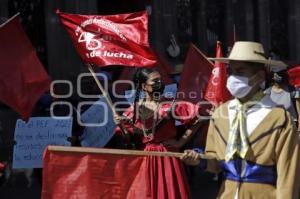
top-left (57, 10), bottom-right (158, 138)
top-left (87, 64), bottom-right (130, 138)
top-left (180, 118), bottom-right (222, 173)
top-left (163, 100), bottom-right (201, 148)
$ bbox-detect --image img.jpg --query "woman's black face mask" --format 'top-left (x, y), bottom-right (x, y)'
top-left (151, 80), bottom-right (165, 95)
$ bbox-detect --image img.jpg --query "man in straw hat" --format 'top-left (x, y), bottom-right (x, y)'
top-left (181, 41), bottom-right (300, 198)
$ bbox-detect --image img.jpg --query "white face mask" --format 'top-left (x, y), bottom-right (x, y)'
top-left (226, 75), bottom-right (252, 98)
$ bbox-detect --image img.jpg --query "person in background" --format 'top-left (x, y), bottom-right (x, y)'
top-left (181, 41), bottom-right (300, 198)
top-left (265, 69), bottom-right (300, 125)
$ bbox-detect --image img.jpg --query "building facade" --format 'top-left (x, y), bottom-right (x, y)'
top-left (0, 0), bottom-right (299, 79)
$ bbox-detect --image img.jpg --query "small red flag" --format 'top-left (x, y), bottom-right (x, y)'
top-left (0, 14), bottom-right (51, 120)
top-left (288, 66), bottom-right (300, 88)
top-left (0, 162), bottom-right (5, 171)
top-left (204, 41), bottom-right (231, 106)
top-left (42, 148), bottom-right (147, 199)
top-left (177, 44), bottom-right (213, 105)
top-left (57, 10), bottom-right (157, 67)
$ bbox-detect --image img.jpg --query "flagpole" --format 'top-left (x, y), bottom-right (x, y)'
top-left (47, 145), bottom-right (209, 159)
top-left (233, 24), bottom-right (236, 42)
top-left (191, 44), bottom-right (215, 67)
top-left (0, 12), bottom-right (20, 28)
top-left (87, 64), bottom-right (116, 114)
top-left (87, 64), bottom-right (129, 136)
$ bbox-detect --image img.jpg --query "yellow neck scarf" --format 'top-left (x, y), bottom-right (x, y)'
top-left (225, 91), bottom-right (265, 162)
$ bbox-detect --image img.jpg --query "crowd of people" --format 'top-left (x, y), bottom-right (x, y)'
top-left (0, 41), bottom-right (300, 199)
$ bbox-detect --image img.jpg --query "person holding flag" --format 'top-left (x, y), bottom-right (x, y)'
top-left (114, 68), bottom-right (200, 199)
top-left (56, 10), bottom-right (199, 198)
top-left (181, 41), bottom-right (300, 198)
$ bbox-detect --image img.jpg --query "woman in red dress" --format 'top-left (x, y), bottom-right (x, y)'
top-left (115, 68), bottom-right (199, 199)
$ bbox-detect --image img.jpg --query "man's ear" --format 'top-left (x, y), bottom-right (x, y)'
top-left (142, 83), bottom-right (146, 91)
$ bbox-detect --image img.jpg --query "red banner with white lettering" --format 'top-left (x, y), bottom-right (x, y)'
top-left (204, 41), bottom-right (231, 106)
top-left (42, 148), bottom-right (149, 199)
top-left (57, 10), bottom-right (157, 67)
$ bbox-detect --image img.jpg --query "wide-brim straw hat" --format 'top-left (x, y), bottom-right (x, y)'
top-left (208, 41), bottom-right (287, 67)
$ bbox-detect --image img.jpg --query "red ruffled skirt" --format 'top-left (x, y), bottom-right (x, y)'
top-left (128, 143), bottom-right (191, 199)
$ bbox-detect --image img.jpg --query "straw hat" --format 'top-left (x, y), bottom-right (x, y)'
top-left (209, 41), bottom-right (287, 67)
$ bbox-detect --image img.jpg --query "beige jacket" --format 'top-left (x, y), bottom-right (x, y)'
top-left (204, 98), bottom-right (300, 199)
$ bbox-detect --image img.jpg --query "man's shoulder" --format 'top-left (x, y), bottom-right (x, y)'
top-left (211, 100), bottom-right (231, 119)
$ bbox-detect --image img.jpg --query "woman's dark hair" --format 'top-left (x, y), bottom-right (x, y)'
top-left (132, 68), bottom-right (158, 122)
top-left (133, 68), bottom-right (157, 90)
top-left (272, 70), bottom-right (288, 85)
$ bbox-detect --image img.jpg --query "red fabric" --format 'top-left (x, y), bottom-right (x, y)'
top-left (0, 162), bottom-right (5, 171)
top-left (177, 44), bottom-right (213, 115)
top-left (288, 66), bottom-right (300, 88)
top-left (143, 144), bottom-right (190, 199)
top-left (204, 41), bottom-right (231, 106)
top-left (115, 99), bottom-right (199, 140)
top-left (42, 148), bottom-right (145, 199)
top-left (57, 10), bottom-right (157, 67)
top-left (0, 15), bottom-right (51, 120)
top-left (115, 100), bottom-right (197, 198)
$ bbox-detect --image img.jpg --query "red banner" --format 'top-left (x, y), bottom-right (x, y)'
top-left (288, 66), bottom-right (300, 88)
top-left (204, 41), bottom-right (231, 106)
top-left (42, 148), bottom-right (148, 199)
top-left (0, 15), bottom-right (51, 120)
top-left (177, 44), bottom-right (213, 105)
top-left (57, 10), bottom-right (157, 67)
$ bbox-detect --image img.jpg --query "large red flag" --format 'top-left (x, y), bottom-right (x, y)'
top-left (204, 41), bottom-right (231, 106)
top-left (0, 14), bottom-right (51, 120)
top-left (57, 10), bottom-right (157, 67)
top-left (42, 147), bottom-right (150, 199)
top-left (177, 44), bottom-right (213, 106)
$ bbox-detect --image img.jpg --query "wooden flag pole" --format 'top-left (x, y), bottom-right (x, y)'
top-left (87, 64), bottom-right (129, 135)
top-left (87, 65), bottom-right (116, 115)
top-left (48, 145), bottom-right (209, 159)
top-left (0, 12), bottom-right (20, 28)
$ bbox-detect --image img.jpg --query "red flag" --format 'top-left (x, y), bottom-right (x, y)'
top-left (57, 10), bottom-right (157, 67)
top-left (288, 66), bottom-right (300, 88)
top-left (0, 14), bottom-right (51, 120)
top-left (42, 148), bottom-right (147, 199)
top-left (155, 52), bottom-right (174, 77)
top-left (177, 44), bottom-right (213, 106)
top-left (204, 41), bottom-right (231, 106)
top-left (0, 162), bottom-right (5, 171)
